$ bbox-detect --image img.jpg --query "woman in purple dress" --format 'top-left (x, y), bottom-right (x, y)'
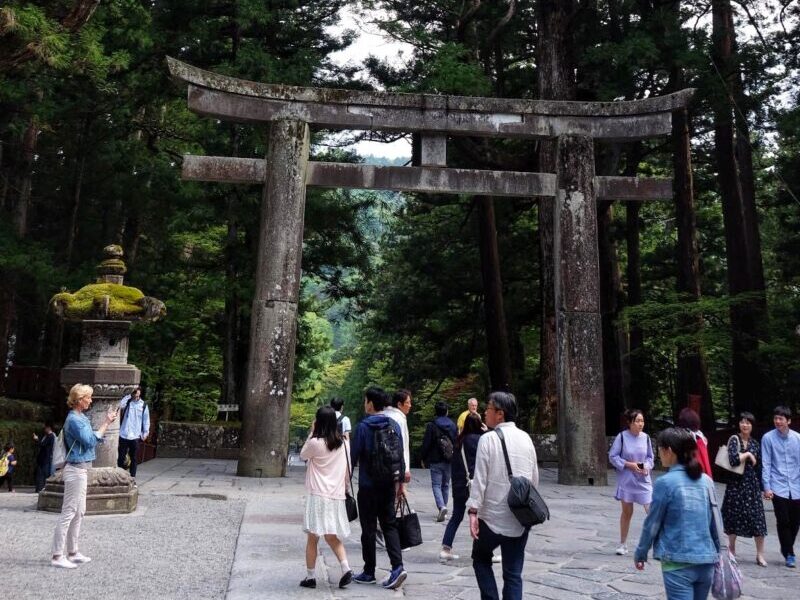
top-left (609, 409), bottom-right (654, 556)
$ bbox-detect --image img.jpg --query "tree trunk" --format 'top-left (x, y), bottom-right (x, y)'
top-left (626, 199), bottom-right (645, 417)
top-left (11, 119), bottom-right (37, 237)
top-left (65, 150), bottom-right (87, 267)
top-left (673, 104), bottom-right (714, 429)
top-left (535, 0), bottom-right (575, 432)
top-left (598, 199), bottom-right (627, 433)
top-left (476, 195), bottom-right (513, 391)
top-left (712, 0), bottom-right (766, 416)
top-left (222, 125), bottom-right (241, 409)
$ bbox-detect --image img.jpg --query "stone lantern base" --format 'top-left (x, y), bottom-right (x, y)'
top-left (37, 467), bottom-right (138, 515)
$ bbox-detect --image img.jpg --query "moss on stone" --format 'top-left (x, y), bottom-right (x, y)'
top-left (51, 283), bottom-right (146, 320)
top-left (97, 258), bottom-right (127, 274)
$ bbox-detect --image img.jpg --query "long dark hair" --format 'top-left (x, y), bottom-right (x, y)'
top-left (312, 406), bottom-right (344, 452)
top-left (657, 427), bottom-right (702, 480)
top-left (457, 413), bottom-right (484, 448)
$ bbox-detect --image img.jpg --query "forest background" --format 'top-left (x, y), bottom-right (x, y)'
top-left (2, 0), bottom-right (800, 460)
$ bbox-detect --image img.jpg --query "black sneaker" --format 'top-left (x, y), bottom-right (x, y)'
top-left (299, 577), bottom-right (316, 588)
top-left (381, 566), bottom-right (407, 590)
top-left (353, 572), bottom-right (377, 584)
top-left (339, 570), bottom-right (353, 588)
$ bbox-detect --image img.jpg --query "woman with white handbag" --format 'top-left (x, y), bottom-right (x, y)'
top-left (720, 412), bottom-right (767, 566)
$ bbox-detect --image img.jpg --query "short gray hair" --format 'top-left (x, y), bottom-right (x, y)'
top-left (488, 391), bottom-right (517, 422)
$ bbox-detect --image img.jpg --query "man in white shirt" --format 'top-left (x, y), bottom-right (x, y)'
top-left (330, 398), bottom-right (352, 440)
top-left (467, 391), bottom-right (538, 600)
top-left (117, 387), bottom-right (150, 478)
top-left (385, 389), bottom-right (413, 488)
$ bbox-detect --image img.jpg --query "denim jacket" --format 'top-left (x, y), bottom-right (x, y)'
top-left (634, 465), bottom-right (720, 564)
top-left (64, 410), bottom-right (103, 464)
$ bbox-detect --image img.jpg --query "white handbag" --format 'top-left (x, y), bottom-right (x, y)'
top-left (714, 435), bottom-right (745, 475)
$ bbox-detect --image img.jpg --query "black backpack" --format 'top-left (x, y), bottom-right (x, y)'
top-left (367, 424), bottom-right (404, 484)
top-left (436, 424), bottom-right (454, 461)
top-left (337, 413), bottom-right (346, 435)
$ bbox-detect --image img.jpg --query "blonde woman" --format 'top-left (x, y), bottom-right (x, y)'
top-left (50, 384), bottom-right (118, 569)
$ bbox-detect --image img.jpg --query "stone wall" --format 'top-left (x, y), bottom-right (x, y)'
top-left (157, 421), bottom-right (240, 459)
top-left (531, 434), bottom-right (619, 465)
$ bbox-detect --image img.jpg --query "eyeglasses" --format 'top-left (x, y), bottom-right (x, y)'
top-left (485, 405), bottom-right (499, 413)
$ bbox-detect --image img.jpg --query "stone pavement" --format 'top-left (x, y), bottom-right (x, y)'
top-left (1, 458), bottom-right (797, 599)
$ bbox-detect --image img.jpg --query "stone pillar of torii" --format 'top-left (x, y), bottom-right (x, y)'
top-left (168, 57), bottom-right (693, 485)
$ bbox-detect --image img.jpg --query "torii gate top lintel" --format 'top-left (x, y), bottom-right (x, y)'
top-left (167, 57), bottom-right (694, 141)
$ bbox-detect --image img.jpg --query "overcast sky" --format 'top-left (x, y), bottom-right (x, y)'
top-left (325, 5), bottom-right (413, 161)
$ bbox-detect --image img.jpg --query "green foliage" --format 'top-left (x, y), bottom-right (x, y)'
top-left (294, 310), bottom-right (335, 402)
top-left (0, 420), bottom-right (42, 486)
top-left (417, 43), bottom-right (492, 96)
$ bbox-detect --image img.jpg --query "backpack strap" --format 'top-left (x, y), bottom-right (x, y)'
top-left (494, 428), bottom-right (514, 481)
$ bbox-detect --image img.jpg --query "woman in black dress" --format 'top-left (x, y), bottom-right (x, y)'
top-left (721, 411), bottom-right (768, 566)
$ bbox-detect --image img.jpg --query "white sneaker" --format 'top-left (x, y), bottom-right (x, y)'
top-left (439, 549), bottom-right (459, 561)
top-left (51, 556), bottom-right (78, 569)
top-left (615, 544), bottom-right (628, 555)
top-left (492, 553), bottom-right (502, 564)
top-left (68, 552), bottom-right (92, 564)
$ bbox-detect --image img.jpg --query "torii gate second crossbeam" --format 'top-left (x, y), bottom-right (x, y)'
top-left (167, 57), bottom-right (693, 484)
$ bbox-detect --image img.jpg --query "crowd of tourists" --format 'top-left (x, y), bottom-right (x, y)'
top-left (299, 388), bottom-right (537, 597)
top-left (6, 380), bottom-right (798, 600)
top-left (299, 394), bottom-right (799, 600)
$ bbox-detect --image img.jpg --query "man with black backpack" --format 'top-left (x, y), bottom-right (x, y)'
top-left (350, 387), bottom-right (408, 590)
top-left (421, 400), bottom-right (457, 522)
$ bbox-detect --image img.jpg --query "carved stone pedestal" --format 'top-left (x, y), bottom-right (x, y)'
top-left (37, 467), bottom-right (138, 515)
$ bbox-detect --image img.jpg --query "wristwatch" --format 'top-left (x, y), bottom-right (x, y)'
top-left (468, 508), bottom-right (478, 515)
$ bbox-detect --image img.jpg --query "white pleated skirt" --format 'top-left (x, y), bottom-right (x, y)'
top-left (303, 494), bottom-right (351, 539)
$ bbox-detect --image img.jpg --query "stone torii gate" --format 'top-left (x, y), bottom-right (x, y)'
top-left (168, 57), bottom-right (693, 484)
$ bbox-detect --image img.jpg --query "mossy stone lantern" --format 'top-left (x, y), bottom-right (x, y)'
top-left (38, 245), bottom-right (165, 514)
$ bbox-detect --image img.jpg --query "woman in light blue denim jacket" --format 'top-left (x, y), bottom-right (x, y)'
top-left (50, 384), bottom-right (118, 569)
top-left (634, 427), bottom-right (720, 600)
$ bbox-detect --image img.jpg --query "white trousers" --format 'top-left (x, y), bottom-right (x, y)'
top-left (51, 464), bottom-right (87, 556)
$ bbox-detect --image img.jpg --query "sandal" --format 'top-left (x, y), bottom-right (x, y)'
top-left (756, 557), bottom-right (768, 567)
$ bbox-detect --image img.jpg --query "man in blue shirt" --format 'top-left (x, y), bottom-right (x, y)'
top-left (350, 387), bottom-right (408, 590)
top-left (761, 405), bottom-right (800, 568)
top-left (420, 401), bottom-right (458, 522)
top-left (117, 387), bottom-right (150, 478)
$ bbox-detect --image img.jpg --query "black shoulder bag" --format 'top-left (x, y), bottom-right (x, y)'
top-left (495, 428), bottom-right (549, 527)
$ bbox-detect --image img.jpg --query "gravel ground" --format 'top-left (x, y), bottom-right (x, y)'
top-left (0, 492), bottom-right (245, 600)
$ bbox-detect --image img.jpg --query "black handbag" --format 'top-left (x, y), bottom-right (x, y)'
top-left (495, 428), bottom-right (549, 527)
top-left (344, 446), bottom-right (358, 522)
top-left (396, 495), bottom-right (423, 548)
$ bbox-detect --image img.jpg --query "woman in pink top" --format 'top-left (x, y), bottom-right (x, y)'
top-left (299, 406), bottom-right (353, 589)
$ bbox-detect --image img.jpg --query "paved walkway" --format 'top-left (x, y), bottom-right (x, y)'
top-left (1, 458), bottom-right (797, 599)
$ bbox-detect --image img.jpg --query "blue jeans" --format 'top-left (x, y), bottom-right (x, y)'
top-left (442, 493), bottom-right (467, 548)
top-left (472, 519), bottom-right (529, 600)
top-left (430, 462), bottom-right (451, 510)
top-left (661, 563), bottom-right (714, 600)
